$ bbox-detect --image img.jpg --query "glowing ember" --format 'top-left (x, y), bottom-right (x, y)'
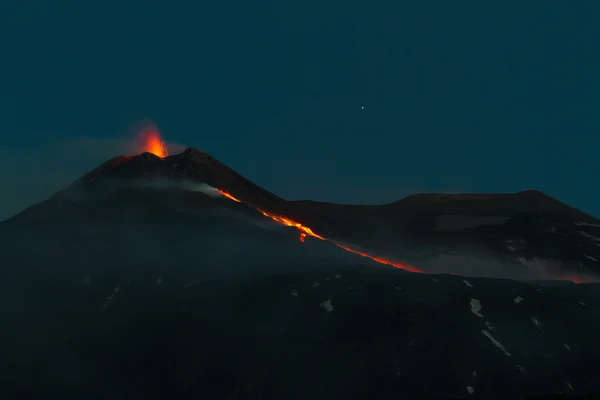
top-left (137, 130), bottom-right (168, 158)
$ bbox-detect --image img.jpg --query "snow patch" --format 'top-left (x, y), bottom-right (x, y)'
top-left (320, 299), bottom-right (334, 313)
top-left (578, 230), bottom-right (600, 242)
top-left (463, 279), bottom-right (473, 287)
top-left (505, 240), bottom-right (521, 252)
top-left (102, 286), bottom-right (122, 309)
top-left (290, 289), bottom-right (298, 297)
top-left (517, 257), bottom-right (546, 271)
top-left (470, 298), bottom-right (483, 318)
top-left (531, 316), bottom-right (543, 331)
top-left (575, 221), bottom-right (600, 228)
top-left (481, 330), bottom-right (511, 356)
top-left (585, 255), bottom-right (598, 262)
top-left (103, 294), bottom-right (115, 309)
top-left (514, 296), bottom-right (523, 304)
top-left (564, 344), bottom-right (571, 351)
top-left (466, 386), bottom-right (474, 395)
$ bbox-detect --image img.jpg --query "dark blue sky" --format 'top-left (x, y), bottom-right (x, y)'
top-left (1, 2), bottom-right (599, 219)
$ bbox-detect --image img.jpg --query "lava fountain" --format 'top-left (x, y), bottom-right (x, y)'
top-left (134, 124), bottom-right (169, 158)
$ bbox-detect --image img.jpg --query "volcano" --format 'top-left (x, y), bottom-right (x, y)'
top-left (2, 148), bottom-right (600, 399)
top-left (6, 147), bottom-right (600, 282)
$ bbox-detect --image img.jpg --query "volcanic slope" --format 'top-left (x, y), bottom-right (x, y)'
top-left (285, 190), bottom-right (600, 282)
top-left (7, 147), bottom-right (599, 282)
top-left (2, 149), bottom-right (600, 399)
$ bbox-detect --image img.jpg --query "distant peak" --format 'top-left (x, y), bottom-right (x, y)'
top-left (176, 148), bottom-right (215, 163)
top-left (516, 190), bottom-right (548, 197)
top-left (181, 148), bottom-right (207, 156)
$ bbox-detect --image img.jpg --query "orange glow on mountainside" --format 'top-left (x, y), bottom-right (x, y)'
top-left (215, 189), bottom-right (593, 282)
top-left (547, 273), bottom-right (589, 285)
top-left (218, 190), bottom-right (242, 203)
top-left (217, 189), bottom-right (422, 274)
top-left (333, 243), bottom-right (422, 273)
top-left (257, 210), bottom-right (326, 241)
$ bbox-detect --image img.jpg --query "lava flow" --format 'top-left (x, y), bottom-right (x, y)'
top-left (216, 188), bottom-right (593, 281)
top-left (219, 190), bottom-right (242, 203)
top-left (218, 189), bottom-right (422, 273)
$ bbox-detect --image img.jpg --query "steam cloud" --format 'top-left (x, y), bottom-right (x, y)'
top-left (135, 180), bottom-right (223, 198)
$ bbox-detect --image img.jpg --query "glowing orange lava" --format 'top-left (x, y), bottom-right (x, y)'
top-left (333, 243), bottom-right (422, 273)
top-left (217, 189), bottom-right (421, 274)
top-left (257, 210), bottom-right (326, 241)
top-left (218, 190), bottom-right (242, 203)
top-left (215, 189), bottom-right (593, 282)
top-left (138, 130), bottom-right (168, 158)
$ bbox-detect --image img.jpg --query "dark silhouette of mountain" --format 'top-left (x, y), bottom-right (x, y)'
top-left (2, 148), bottom-right (600, 399)
top-left (7, 148), bottom-right (599, 282)
top-left (285, 190), bottom-right (600, 282)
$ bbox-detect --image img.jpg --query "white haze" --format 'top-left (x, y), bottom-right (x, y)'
top-left (136, 180), bottom-right (223, 198)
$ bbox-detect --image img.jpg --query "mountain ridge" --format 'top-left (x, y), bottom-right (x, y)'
top-left (45, 148), bottom-right (599, 221)
top-left (4, 147), bottom-right (600, 282)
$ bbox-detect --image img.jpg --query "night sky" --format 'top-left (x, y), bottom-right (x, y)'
top-left (1, 2), bottom-right (599, 220)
